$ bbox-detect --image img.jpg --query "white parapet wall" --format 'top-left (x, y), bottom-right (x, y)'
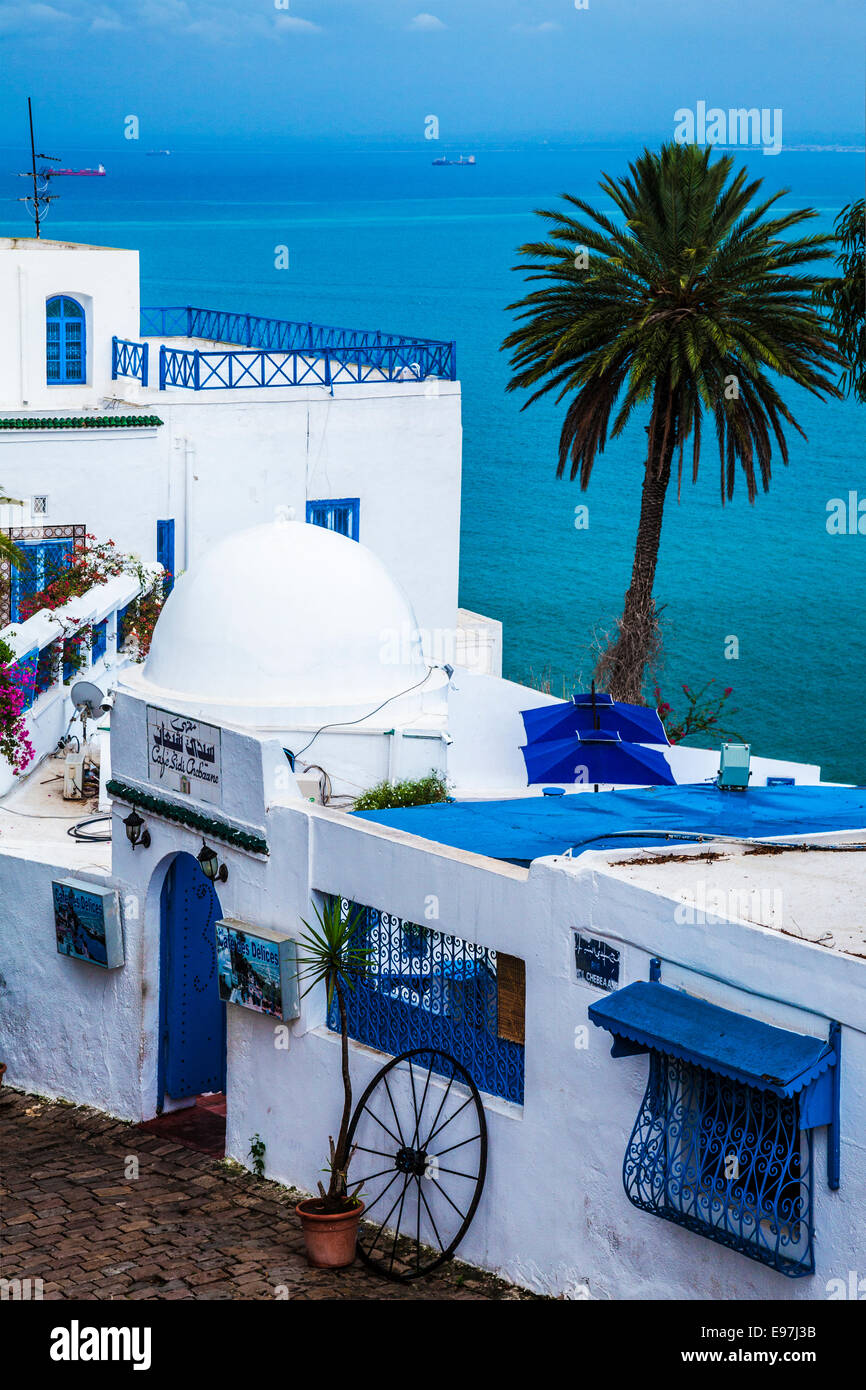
top-left (0, 566), bottom-right (161, 798)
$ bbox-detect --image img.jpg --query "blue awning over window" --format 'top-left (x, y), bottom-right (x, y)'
top-left (588, 981), bottom-right (835, 1101)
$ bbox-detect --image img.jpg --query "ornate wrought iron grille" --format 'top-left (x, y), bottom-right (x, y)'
top-left (624, 1051), bottom-right (814, 1276)
top-left (327, 899), bottom-right (525, 1104)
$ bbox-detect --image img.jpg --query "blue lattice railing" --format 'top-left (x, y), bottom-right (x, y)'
top-left (624, 1052), bottom-right (814, 1276)
top-left (111, 336), bottom-right (149, 386)
top-left (327, 899), bottom-right (525, 1104)
top-left (141, 305), bottom-right (456, 386)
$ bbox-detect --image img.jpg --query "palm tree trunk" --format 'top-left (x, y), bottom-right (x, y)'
top-left (330, 976), bottom-right (353, 1200)
top-left (595, 442), bottom-right (673, 703)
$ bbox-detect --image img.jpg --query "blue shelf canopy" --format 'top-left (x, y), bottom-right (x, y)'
top-left (589, 981), bottom-right (835, 1111)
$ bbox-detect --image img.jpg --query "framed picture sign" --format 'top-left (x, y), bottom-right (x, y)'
top-left (52, 878), bottom-right (124, 969)
top-left (215, 919), bottom-right (300, 1021)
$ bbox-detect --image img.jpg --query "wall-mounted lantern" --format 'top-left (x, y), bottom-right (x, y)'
top-left (123, 809), bottom-right (151, 850)
top-left (198, 841), bottom-right (228, 883)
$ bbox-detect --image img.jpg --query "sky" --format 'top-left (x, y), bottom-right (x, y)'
top-left (0, 0), bottom-right (863, 150)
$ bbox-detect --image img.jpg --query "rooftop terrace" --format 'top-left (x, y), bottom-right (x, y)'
top-left (113, 305), bottom-right (457, 391)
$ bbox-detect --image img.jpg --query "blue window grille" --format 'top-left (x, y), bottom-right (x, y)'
top-left (9, 539), bottom-right (72, 624)
top-left (156, 518), bottom-right (175, 592)
top-left (46, 296), bottom-right (86, 384)
top-left (589, 979), bottom-right (840, 1278)
top-left (6, 649), bottom-right (38, 712)
top-left (35, 642), bottom-right (59, 698)
top-left (625, 1052), bottom-right (814, 1277)
top-left (91, 618), bottom-right (108, 665)
top-left (117, 603), bottom-right (131, 649)
top-left (327, 898), bottom-right (525, 1103)
top-left (306, 498), bottom-right (360, 541)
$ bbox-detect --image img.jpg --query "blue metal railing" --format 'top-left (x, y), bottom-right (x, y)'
top-left (141, 305), bottom-right (456, 387)
top-left (327, 899), bottom-right (525, 1104)
top-left (112, 336), bottom-right (150, 387)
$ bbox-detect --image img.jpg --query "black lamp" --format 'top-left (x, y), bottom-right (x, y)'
top-left (198, 841), bottom-right (228, 883)
top-left (123, 809), bottom-right (151, 850)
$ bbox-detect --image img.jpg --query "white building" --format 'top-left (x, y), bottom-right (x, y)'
top-left (1, 518), bottom-right (863, 1299)
top-left (0, 235), bottom-right (476, 664)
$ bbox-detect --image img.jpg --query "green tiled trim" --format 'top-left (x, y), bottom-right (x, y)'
top-left (0, 416), bottom-right (163, 430)
top-left (106, 778), bottom-right (269, 856)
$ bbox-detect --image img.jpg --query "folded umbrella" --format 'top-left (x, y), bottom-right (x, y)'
top-left (521, 691), bottom-right (669, 746)
top-left (520, 733), bottom-right (676, 787)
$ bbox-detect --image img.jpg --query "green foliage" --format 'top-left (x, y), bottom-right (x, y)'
top-left (296, 897), bottom-right (371, 1203)
top-left (502, 142), bottom-right (843, 700)
top-left (814, 199), bottom-right (865, 402)
top-left (353, 771), bottom-right (450, 812)
top-left (248, 1133), bottom-right (266, 1179)
top-left (503, 141), bottom-right (841, 503)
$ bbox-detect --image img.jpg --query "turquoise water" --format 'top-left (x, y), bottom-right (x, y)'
top-left (10, 146), bottom-right (864, 781)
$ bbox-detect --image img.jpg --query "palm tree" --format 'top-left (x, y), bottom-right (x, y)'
top-left (813, 199), bottom-right (865, 401)
top-left (503, 143), bottom-right (842, 702)
top-left (0, 489), bottom-right (25, 571)
top-left (295, 897), bottom-right (371, 1206)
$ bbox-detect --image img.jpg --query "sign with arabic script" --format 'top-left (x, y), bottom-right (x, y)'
top-left (146, 706), bottom-right (222, 805)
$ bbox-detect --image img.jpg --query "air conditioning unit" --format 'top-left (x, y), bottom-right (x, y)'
top-left (63, 752), bottom-right (85, 800)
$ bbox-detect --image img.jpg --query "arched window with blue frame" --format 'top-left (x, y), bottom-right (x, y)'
top-left (46, 296), bottom-right (86, 384)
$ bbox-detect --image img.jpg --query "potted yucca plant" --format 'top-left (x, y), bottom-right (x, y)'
top-left (294, 896), bottom-right (371, 1267)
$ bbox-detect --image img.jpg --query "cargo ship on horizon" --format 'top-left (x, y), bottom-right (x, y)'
top-left (46, 163), bottom-right (107, 177)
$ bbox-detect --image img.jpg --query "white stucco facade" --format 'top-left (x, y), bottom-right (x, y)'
top-left (1, 694), bottom-right (863, 1299)
top-left (0, 237), bottom-right (462, 645)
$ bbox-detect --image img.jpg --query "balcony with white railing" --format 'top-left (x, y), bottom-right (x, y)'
top-left (112, 305), bottom-right (457, 392)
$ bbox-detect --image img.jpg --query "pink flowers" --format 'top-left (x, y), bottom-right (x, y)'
top-left (0, 663), bottom-right (36, 775)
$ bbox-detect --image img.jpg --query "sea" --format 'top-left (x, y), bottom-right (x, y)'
top-left (7, 144), bottom-right (864, 782)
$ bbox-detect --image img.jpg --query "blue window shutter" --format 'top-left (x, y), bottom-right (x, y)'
top-left (10, 539), bottom-right (67, 622)
top-left (46, 296), bottom-right (86, 384)
top-left (91, 619), bottom-right (108, 664)
top-left (157, 519), bottom-right (175, 592)
top-left (306, 498), bottom-right (360, 542)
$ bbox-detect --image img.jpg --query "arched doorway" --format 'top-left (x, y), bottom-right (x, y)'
top-left (158, 852), bottom-right (226, 1113)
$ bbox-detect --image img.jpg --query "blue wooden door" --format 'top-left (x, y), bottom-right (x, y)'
top-left (159, 854), bottom-right (226, 1103)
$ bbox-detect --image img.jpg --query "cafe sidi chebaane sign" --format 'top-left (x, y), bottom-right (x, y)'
top-left (146, 706), bottom-right (222, 805)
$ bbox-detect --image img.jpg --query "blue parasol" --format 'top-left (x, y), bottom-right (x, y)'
top-left (521, 686), bottom-right (669, 746)
top-left (520, 732), bottom-right (676, 787)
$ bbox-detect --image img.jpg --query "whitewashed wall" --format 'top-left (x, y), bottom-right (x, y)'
top-left (0, 238), bottom-right (140, 410)
top-left (221, 800), bottom-right (865, 1300)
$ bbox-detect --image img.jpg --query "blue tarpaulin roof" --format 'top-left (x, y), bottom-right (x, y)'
top-left (354, 783), bottom-right (866, 863)
top-left (588, 980), bottom-right (836, 1099)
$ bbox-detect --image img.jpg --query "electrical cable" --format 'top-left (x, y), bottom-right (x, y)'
top-left (68, 815), bottom-right (112, 843)
top-left (288, 667), bottom-right (438, 762)
top-left (564, 828), bottom-right (866, 855)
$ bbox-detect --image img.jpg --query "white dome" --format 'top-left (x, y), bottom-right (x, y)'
top-left (138, 520), bottom-right (436, 725)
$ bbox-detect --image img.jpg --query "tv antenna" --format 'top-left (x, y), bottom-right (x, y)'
top-left (16, 97), bottom-right (60, 237)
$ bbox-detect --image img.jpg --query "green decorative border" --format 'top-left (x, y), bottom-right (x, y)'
top-left (106, 778), bottom-right (268, 856)
top-left (0, 416), bottom-right (163, 430)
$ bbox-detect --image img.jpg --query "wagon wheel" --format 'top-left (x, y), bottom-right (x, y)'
top-left (346, 1048), bottom-right (487, 1281)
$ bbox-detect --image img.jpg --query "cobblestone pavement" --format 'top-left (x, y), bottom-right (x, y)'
top-left (0, 1089), bottom-right (534, 1301)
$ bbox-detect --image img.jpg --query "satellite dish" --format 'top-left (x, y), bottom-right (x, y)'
top-left (70, 680), bottom-right (105, 721)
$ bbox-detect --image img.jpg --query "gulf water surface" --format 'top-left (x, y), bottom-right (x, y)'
top-left (11, 145), bottom-right (864, 781)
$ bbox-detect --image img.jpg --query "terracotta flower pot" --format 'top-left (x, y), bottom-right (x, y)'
top-left (296, 1198), bottom-right (364, 1269)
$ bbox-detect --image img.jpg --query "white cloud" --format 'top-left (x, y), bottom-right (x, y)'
top-left (408, 13), bottom-right (446, 31)
top-left (274, 14), bottom-right (322, 33)
top-left (511, 21), bottom-right (560, 32)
